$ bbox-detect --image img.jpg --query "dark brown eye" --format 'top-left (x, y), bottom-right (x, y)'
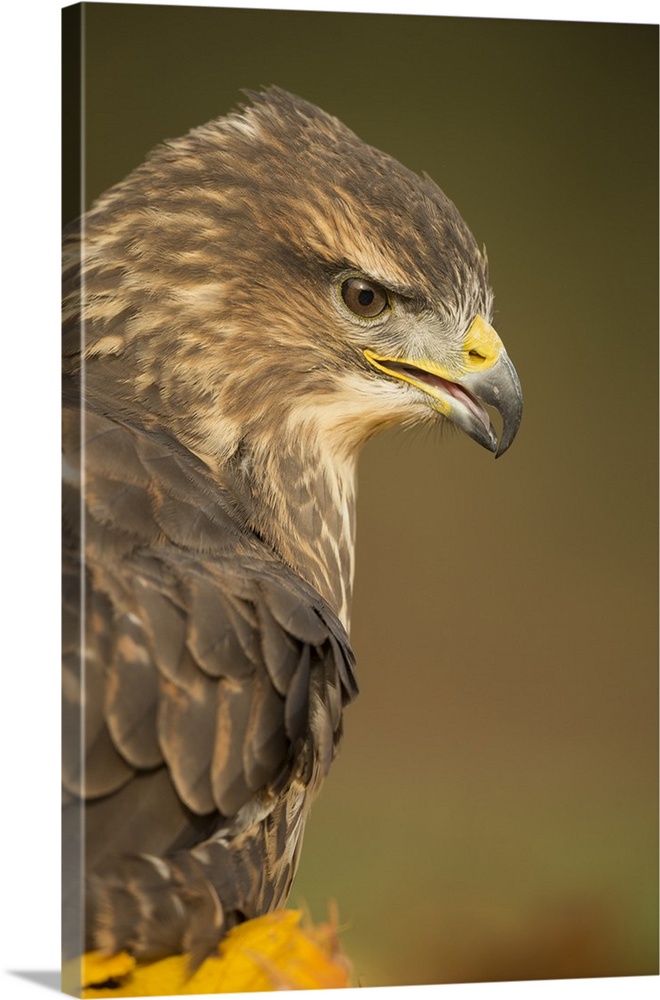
top-left (341, 277), bottom-right (389, 318)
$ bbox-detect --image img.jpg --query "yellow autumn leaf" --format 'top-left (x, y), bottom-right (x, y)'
top-left (78, 908), bottom-right (351, 996)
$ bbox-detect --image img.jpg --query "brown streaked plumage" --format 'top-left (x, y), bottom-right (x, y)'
top-left (62, 88), bottom-right (522, 965)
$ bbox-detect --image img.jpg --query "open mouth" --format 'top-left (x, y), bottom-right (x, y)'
top-left (363, 345), bottom-right (522, 457)
top-left (375, 358), bottom-right (492, 433)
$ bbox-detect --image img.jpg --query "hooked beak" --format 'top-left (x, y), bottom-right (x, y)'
top-left (445, 349), bottom-right (522, 457)
top-left (363, 315), bottom-right (523, 457)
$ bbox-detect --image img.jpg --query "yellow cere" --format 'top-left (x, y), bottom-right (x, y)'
top-left (462, 314), bottom-right (503, 372)
top-left (363, 314), bottom-right (501, 408)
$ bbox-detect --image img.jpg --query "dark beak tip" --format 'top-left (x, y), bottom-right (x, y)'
top-left (494, 407), bottom-right (523, 458)
top-left (461, 351), bottom-right (523, 460)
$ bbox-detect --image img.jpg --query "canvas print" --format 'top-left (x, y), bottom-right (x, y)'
top-left (62, 3), bottom-right (658, 996)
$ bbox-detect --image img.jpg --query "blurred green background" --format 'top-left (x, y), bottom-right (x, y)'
top-left (65, 3), bottom-right (658, 987)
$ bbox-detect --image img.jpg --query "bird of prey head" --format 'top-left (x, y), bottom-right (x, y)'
top-left (62, 87), bottom-right (522, 972)
top-left (70, 85), bottom-right (520, 457)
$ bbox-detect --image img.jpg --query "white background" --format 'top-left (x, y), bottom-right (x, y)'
top-left (1, 0), bottom-right (656, 998)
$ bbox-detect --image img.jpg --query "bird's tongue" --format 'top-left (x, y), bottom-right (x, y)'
top-left (435, 376), bottom-right (491, 432)
top-left (390, 362), bottom-right (491, 433)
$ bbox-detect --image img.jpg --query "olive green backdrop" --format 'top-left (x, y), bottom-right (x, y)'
top-left (64, 2), bottom-right (658, 987)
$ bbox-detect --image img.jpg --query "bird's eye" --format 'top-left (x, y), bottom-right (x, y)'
top-left (341, 277), bottom-right (389, 318)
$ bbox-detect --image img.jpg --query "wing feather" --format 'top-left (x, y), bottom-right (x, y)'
top-left (105, 613), bottom-right (163, 769)
top-left (284, 644), bottom-right (311, 744)
top-left (242, 674), bottom-right (288, 792)
top-left (210, 678), bottom-right (255, 815)
top-left (157, 647), bottom-right (218, 814)
top-left (133, 580), bottom-right (187, 677)
top-left (63, 403), bottom-right (359, 955)
top-left (255, 598), bottom-right (301, 695)
top-left (259, 577), bottom-right (328, 645)
top-left (83, 411), bottom-right (151, 485)
top-left (186, 576), bottom-right (256, 679)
